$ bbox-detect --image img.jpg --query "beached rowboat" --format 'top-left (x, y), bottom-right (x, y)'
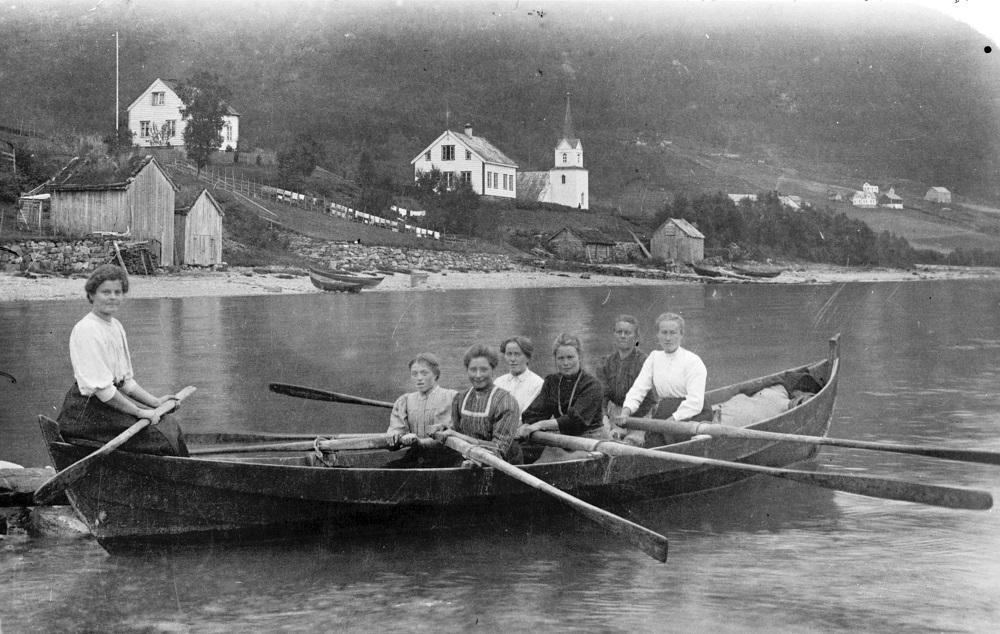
top-left (309, 266), bottom-right (383, 288)
top-left (37, 337), bottom-right (842, 553)
top-left (307, 269), bottom-right (364, 293)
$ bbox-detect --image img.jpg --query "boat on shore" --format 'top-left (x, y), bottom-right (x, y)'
top-left (309, 265), bottom-right (384, 288)
top-left (731, 263), bottom-right (784, 278)
top-left (307, 270), bottom-right (364, 293)
top-left (37, 337), bottom-right (841, 553)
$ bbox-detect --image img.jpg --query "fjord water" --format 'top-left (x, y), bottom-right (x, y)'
top-left (2, 280), bottom-right (999, 632)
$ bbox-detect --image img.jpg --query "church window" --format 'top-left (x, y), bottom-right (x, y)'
top-left (561, 175), bottom-right (566, 184)
top-left (562, 153), bottom-right (567, 163)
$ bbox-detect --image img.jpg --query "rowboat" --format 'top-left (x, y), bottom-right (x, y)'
top-left (37, 336), bottom-right (841, 553)
top-left (731, 263), bottom-right (784, 278)
top-left (309, 265), bottom-right (383, 288)
top-left (307, 269), bottom-right (364, 293)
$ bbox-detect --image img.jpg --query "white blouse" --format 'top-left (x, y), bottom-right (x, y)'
top-left (495, 369), bottom-right (544, 413)
top-left (69, 312), bottom-right (138, 402)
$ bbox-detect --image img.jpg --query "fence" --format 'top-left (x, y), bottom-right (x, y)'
top-left (169, 159), bottom-right (441, 240)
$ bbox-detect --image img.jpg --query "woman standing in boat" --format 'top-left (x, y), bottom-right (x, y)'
top-left (494, 336), bottom-right (544, 416)
top-left (599, 315), bottom-right (656, 429)
top-left (517, 333), bottom-right (606, 461)
top-left (613, 312), bottom-right (708, 447)
top-left (57, 264), bottom-right (186, 455)
top-left (449, 344), bottom-right (523, 464)
top-left (385, 353), bottom-right (457, 448)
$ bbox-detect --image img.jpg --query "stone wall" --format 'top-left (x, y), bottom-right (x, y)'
top-left (0, 239), bottom-right (115, 274)
top-left (289, 236), bottom-right (517, 273)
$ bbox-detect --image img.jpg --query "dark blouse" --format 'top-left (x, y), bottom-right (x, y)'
top-left (521, 370), bottom-right (604, 436)
top-left (599, 348), bottom-right (656, 417)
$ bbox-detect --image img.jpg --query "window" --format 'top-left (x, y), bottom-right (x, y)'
top-left (140, 121), bottom-right (152, 137)
top-left (465, 149), bottom-right (472, 160)
top-left (424, 151), bottom-right (431, 161)
top-left (151, 92), bottom-right (165, 106)
top-left (460, 171), bottom-right (471, 184)
top-left (503, 174), bottom-right (509, 190)
top-left (165, 120), bottom-right (176, 138)
top-left (223, 122), bottom-right (232, 141)
top-left (561, 175), bottom-right (566, 184)
top-left (562, 153), bottom-right (567, 163)
top-left (443, 172), bottom-right (454, 189)
top-left (441, 145), bottom-right (455, 161)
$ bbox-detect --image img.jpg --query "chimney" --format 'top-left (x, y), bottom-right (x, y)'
top-left (464, 123), bottom-right (473, 136)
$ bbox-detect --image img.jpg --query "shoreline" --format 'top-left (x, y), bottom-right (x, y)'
top-left (2, 263), bottom-right (999, 302)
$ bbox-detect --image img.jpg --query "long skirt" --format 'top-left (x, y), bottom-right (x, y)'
top-left (56, 384), bottom-right (188, 456)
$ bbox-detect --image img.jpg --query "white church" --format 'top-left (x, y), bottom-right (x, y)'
top-left (518, 96), bottom-right (589, 210)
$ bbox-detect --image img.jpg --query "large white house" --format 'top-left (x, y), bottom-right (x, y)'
top-left (410, 125), bottom-right (518, 198)
top-left (518, 97), bottom-right (590, 209)
top-left (126, 78), bottom-right (240, 150)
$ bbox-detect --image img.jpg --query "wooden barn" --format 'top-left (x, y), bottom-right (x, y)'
top-left (47, 155), bottom-right (177, 266)
top-left (925, 187), bottom-right (952, 204)
top-left (545, 226), bottom-right (617, 262)
top-left (174, 188), bottom-right (224, 266)
top-left (650, 218), bottom-right (704, 264)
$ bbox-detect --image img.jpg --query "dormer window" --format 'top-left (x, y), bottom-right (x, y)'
top-left (151, 91), bottom-right (166, 106)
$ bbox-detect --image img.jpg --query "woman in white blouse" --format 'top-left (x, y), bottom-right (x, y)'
top-left (56, 265), bottom-right (185, 455)
top-left (494, 336), bottom-right (544, 415)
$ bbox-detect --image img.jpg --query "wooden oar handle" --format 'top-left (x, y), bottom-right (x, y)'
top-left (623, 416), bottom-right (702, 436)
top-left (152, 385), bottom-right (196, 419)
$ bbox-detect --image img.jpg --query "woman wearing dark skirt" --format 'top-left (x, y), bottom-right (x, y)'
top-left (56, 264), bottom-right (186, 456)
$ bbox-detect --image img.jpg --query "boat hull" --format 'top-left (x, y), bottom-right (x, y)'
top-left (309, 266), bottom-right (383, 287)
top-left (40, 338), bottom-right (840, 552)
top-left (308, 271), bottom-right (363, 293)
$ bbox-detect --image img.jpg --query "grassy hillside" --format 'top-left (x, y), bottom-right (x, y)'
top-left (1, 0), bottom-right (998, 207)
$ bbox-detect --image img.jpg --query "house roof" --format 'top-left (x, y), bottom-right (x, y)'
top-left (657, 217), bottom-right (704, 239)
top-left (175, 188), bottom-right (224, 215)
top-left (516, 171), bottom-right (550, 201)
top-left (48, 154), bottom-right (178, 192)
top-left (928, 186), bottom-right (950, 193)
top-left (546, 226), bottom-right (616, 245)
top-left (411, 129), bottom-right (518, 167)
top-left (127, 78), bottom-right (240, 116)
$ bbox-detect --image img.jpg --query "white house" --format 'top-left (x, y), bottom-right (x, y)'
top-left (127, 78), bottom-right (240, 150)
top-left (517, 97), bottom-right (590, 209)
top-left (411, 124), bottom-right (517, 199)
top-left (879, 187), bottom-right (903, 209)
top-left (862, 182), bottom-right (879, 195)
top-left (852, 190), bottom-right (878, 208)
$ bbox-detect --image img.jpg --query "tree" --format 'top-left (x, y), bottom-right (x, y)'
top-left (353, 150), bottom-right (394, 214)
top-left (176, 72), bottom-right (232, 174)
top-left (277, 134), bottom-right (326, 181)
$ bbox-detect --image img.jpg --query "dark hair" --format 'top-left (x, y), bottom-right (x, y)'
top-left (552, 332), bottom-right (582, 356)
top-left (84, 264), bottom-right (129, 303)
top-left (463, 344), bottom-right (499, 368)
top-left (409, 353), bottom-right (442, 379)
top-left (500, 336), bottom-right (534, 359)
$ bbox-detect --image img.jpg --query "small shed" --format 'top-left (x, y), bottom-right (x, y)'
top-left (925, 187), bottom-right (952, 204)
top-left (650, 218), bottom-right (704, 264)
top-left (545, 226), bottom-right (616, 262)
top-left (174, 188), bottom-right (224, 266)
top-left (47, 154), bottom-right (177, 266)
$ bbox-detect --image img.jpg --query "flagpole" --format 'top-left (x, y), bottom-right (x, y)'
top-left (115, 31), bottom-right (119, 131)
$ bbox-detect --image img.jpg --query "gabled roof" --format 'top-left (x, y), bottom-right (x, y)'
top-left (127, 77), bottom-right (240, 116)
top-left (411, 129), bottom-right (517, 167)
top-left (658, 218), bottom-right (704, 239)
top-left (928, 186), bottom-right (950, 193)
top-left (175, 188), bottom-right (224, 216)
top-left (48, 154), bottom-right (178, 192)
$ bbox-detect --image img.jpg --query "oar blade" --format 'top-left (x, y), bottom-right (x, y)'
top-left (774, 470), bottom-right (993, 511)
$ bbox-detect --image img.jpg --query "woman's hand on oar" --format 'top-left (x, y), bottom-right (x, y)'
top-left (431, 428), bottom-right (669, 563)
top-left (525, 430), bottom-right (993, 511)
top-left (33, 386), bottom-right (197, 505)
top-left (623, 416), bottom-right (1000, 467)
top-left (269, 383), bottom-right (393, 409)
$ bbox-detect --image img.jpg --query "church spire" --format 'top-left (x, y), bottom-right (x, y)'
top-left (562, 92), bottom-right (574, 140)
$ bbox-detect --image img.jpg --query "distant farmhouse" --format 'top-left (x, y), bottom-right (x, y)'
top-left (517, 98), bottom-right (589, 210)
top-left (879, 187), bottom-right (903, 209)
top-left (411, 124), bottom-right (518, 198)
top-left (925, 186), bottom-right (952, 204)
top-left (45, 155), bottom-right (178, 266)
top-left (650, 218), bottom-right (704, 265)
top-left (851, 182), bottom-right (879, 208)
top-left (544, 225), bottom-right (638, 262)
top-left (127, 78), bottom-right (240, 150)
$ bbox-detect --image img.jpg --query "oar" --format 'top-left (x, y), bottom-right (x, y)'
top-left (526, 431), bottom-right (993, 511)
top-left (623, 417), bottom-right (1000, 467)
top-left (34, 386), bottom-right (197, 505)
top-left (190, 435), bottom-right (396, 455)
top-left (432, 429), bottom-right (669, 563)
top-left (269, 383), bottom-right (393, 409)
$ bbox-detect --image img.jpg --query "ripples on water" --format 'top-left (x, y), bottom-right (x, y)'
top-left (2, 280), bottom-right (1000, 632)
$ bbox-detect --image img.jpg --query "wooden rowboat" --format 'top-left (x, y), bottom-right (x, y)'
top-left (309, 266), bottom-right (383, 288)
top-left (38, 337), bottom-right (840, 553)
top-left (308, 270), bottom-right (364, 293)
top-left (731, 263), bottom-right (784, 278)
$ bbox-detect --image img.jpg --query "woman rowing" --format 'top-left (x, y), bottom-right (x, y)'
top-left (494, 336), bottom-right (544, 416)
top-left (517, 333), bottom-right (606, 462)
top-left (599, 314), bottom-right (656, 430)
top-left (56, 264), bottom-right (186, 455)
top-left (613, 312), bottom-right (708, 447)
top-left (383, 353), bottom-right (458, 467)
top-left (448, 344), bottom-right (523, 464)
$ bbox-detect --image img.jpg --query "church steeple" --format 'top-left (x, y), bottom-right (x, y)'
top-left (563, 93), bottom-right (574, 140)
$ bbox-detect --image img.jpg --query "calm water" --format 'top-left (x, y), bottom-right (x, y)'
top-left (2, 280), bottom-right (999, 632)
